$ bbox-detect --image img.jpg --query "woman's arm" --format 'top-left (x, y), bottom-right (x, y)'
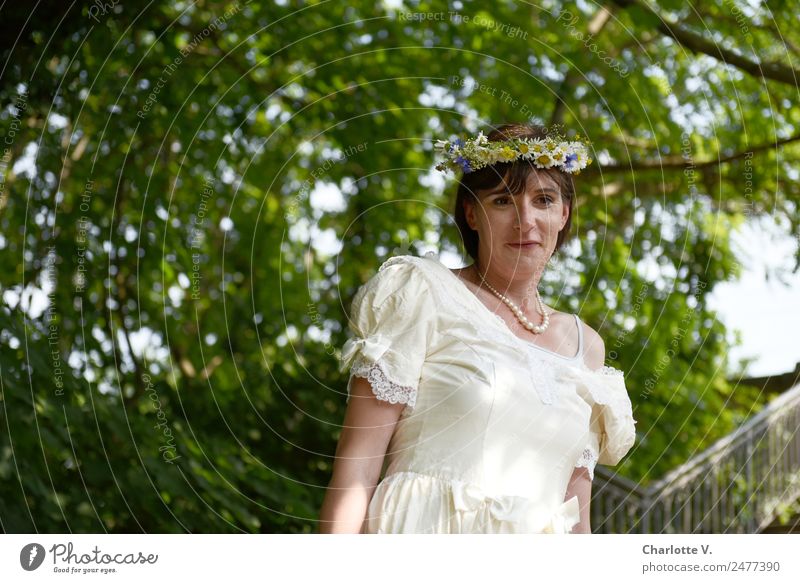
top-left (565, 320), bottom-right (606, 533)
top-left (318, 376), bottom-right (405, 533)
top-left (564, 466), bottom-right (592, 533)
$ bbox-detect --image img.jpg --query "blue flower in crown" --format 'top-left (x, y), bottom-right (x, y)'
top-left (455, 155), bottom-right (472, 172)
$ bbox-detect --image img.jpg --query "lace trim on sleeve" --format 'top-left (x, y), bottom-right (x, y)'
top-left (598, 365), bottom-right (624, 377)
top-left (578, 365), bottom-right (637, 466)
top-left (575, 446), bottom-right (598, 480)
top-left (350, 356), bottom-right (417, 408)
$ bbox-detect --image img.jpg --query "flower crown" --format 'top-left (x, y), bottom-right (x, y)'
top-left (434, 130), bottom-right (593, 175)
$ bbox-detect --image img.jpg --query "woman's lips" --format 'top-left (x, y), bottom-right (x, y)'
top-left (506, 242), bottom-right (540, 249)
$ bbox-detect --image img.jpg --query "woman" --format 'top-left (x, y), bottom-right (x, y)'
top-left (319, 123), bottom-right (636, 534)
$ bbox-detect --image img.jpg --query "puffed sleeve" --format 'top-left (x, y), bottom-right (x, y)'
top-left (338, 256), bottom-right (437, 409)
top-left (572, 366), bottom-right (637, 480)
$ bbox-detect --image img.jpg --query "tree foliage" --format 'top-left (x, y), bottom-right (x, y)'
top-left (1, 0), bottom-right (798, 532)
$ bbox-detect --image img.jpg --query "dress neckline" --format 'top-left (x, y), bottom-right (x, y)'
top-left (421, 253), bottom-right (583, 362)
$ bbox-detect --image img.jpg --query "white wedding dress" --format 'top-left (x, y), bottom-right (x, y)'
top-left (339, 253), bottom-right (637, 533)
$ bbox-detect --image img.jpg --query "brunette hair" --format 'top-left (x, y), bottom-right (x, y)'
top-left (453, 123), bottom-right (577, 262)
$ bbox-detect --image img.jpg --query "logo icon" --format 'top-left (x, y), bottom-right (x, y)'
top-left (20, 543), bottom-right (46, 571)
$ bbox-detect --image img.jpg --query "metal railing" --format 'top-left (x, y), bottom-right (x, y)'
top-left (591, 381), bottom-right (800, 533)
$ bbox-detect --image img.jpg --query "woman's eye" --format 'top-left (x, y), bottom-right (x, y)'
top-left (492, 195), bottom-right (553, 206)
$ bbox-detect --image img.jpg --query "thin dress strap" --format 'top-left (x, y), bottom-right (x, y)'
top-left (573, 314), bottom-right (584, 360)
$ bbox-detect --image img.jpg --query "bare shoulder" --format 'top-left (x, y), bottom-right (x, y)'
top-left (578, 319), bottom-right (606, 370)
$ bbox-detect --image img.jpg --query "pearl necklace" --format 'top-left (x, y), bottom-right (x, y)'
top-left (475, 267), bottom-right (551, 334)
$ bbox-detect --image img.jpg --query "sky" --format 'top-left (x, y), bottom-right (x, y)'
top-left (707, 215), bottom-right (800, 378)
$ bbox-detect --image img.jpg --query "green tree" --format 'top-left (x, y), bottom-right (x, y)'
top-left (1, 0), bottom-right (797, 532)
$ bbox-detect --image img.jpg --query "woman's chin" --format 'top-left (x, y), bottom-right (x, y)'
top-left (503, 244), bottom-right (545, 261)
top-left (505, 243), bottom-right (540, 253)
top-left (496, 250), bottom-right (545, 271)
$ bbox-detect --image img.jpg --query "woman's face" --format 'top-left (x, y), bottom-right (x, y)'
top-left (464, 169), bottom-right (570, 279)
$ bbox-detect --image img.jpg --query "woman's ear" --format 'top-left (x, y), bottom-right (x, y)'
top-left (464, 198), bottom-right (478, 231)
top-left (560, 199), bottom-right (570, 230)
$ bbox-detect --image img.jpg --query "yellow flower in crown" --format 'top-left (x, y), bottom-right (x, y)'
top-left (500, 146), bottom-right (516, 161)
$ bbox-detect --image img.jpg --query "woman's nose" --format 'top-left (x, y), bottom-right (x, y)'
top-left (513, 200), bottom-right (536, 229)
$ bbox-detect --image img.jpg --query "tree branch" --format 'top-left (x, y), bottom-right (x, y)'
top-left (550, 6), bottom-right (614, 126)
top-left (694, 6), bottom-right (800, 59)
top-left (116, 270), bottom-right (147, 409)
top-left (611, 0), bottom-right (800, 86)
top-left (587, 132), bottom-right (800, 174)
top-left (104, 177), bottom-right (147, 409)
